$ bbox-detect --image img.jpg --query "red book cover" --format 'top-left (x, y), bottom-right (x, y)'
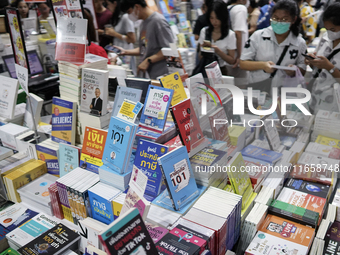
top-left (170, 99), bottom-right (205, 153)
top-left (244, 159), bottom-right (269, 185)
top-left (290, 164), bottom-right (333, 185)
top-left (164, 134), bottom-right (183, 152)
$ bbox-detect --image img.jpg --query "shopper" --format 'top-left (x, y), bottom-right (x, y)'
top-left (94, 0), bottom-right (113, 47)
top-left (257, 0), bottom-right (277, 30)
top-left (298, 0), bottom-right (317, 45)
top-left (198, 0), bottom-right (236, 75)
top-left (37, 2), bottom-right (52, 20)
top-left (240, 0), bottom-right (307, 90)
top-left (13, 0), bottom-right (29, 19)
top-left (248, 0), bottom-right (260, 35)
top-left (227, 0), bottom-right (249, 86)
top-left (193, 0), bottom-right (213, 41)
top-left (118, 0), bottom-right (174, 79)
top-left (306, 2), bottom-right (340, 113)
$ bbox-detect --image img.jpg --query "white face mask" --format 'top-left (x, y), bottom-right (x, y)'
top-left (128, 6), bottom-right (139, 22)
top-left (327, 30), bottom-right (340, 41)
top-left (309, 0), bottom-right (316, 6)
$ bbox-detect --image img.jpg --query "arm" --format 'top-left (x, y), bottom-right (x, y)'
top-left (234, 31), bottom-right (243, 67)
top-left (105, 27), bottom-right (136, 44)
top-left (212, 46), bottom-right (235, 65)
top-left (310, 56), bottom-right (340, 79)
top-left (248, 24), bottom-right (257, 35)
top-left (137, 50), bottom-right (166, 73)
top-left (240, 60), bottom-right (276, 73)
top-left (120, 47), bottom-right (141, 56)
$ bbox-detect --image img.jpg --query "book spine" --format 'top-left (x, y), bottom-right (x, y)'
top-left (157, 160), bottom-right (176, 210)
top-left (98, 235), bottom-right (110, 254)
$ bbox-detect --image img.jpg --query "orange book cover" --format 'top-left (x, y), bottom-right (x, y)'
top-left (259, 214), bottom-right (315, 248)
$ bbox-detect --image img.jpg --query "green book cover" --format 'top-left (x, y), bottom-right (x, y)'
top-left (1, 248), bottom-right (21, 255)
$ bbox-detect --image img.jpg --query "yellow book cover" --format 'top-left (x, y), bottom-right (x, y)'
top-left (112, 200), bottom-right (123, 219)
top-left (316, 135), bottom-right (340, 149)
top-left (62, 205), bottom-right (73, 222)
top-left (1, 158), bottom-right (35, 178)
top-left (223, 184), bottom-right (234, 193)
top-left (160, 72), bottom-right (187, 106)
top-left (241, 192), bottom-right (257, 217)
top-left (5, 160), bottom-right (47, 202)
top-left (227, 152), bottom-right (253, 209)
top-left (177, 33), bottom-right (188, 48)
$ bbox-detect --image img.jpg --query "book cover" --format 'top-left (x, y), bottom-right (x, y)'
top-left (139, 86), bottom-right (174, 133)
top-left (111, 86), bottom-right (142, 117)
top-left (58, 144), bottom-right (80, 177)
top-left (23, 93), bottom-right (43, 130)
top-left (205, 61), bottom-right (222, 85)
top-left (18, 223), bottom-right (80, 255)
top-left (102, 116), bottom-right (137, 174)
top-left (81, 68), bottom-right (109, 116)
top-left (145, 223), bottom-right (168, 243)
top-left (120, 188), bottom-right (150, 221)
top-left (164, 134), bottom-right (183, 152)
top-left (99, 208), bottom-right (158, 255)
top-left (241, 145), bottom-right (282, 164)
top-left (36, 144), bottom-right (59, 176)
top-left (157, 146), bottom-right (199, 211)
top-left (55, 18), bottom-right (87, 63)
top-left (284, 178), bottom-right (330, 199)
top-left (6, 209), bottom-right (39, 232)
top-left (0, 147), bottom-right (13, 161)
top-left (51, 97), bottom-right (76, 145)
top-left (0, 248), bottom-right (20, 255)
top-left (170, 98), bottom-right (205, 154)
top-left (290, 164), bottom-right (333, 185)
top-left (0, 204), bottom-right (27, 228)
top-left (190, 147), bottom-right (226, 168)
top-left (0, 76), bottom-right (19, 120)
top-left (160, 72), bottom-right (187, 106)
top-left (324, 221), bottom-right (340, 254)
top-left (133, 139), bottom-right (168, 197)
top-left (80, 127), bottom-right (107, 174)
top-left (305, 142), bottom-right (340, 159)
top-left (316, 135), bottom-right (340, 149)
top-left (208, 107), bottom-right (231, 145)
top-left (125, 78), bottom-right (151, 104)
top-left (88, 191), bottom-right (115, 225)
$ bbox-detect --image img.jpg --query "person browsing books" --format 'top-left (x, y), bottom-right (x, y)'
top-left (13, 0), bottom-right (29, 19)
top-left (239, 0), bottom-right (307, 90)
top-left (90, 88), bottom-right (103, 115)
top-left (116, 0), bottom-right (174, 79)
top-left (306, 3), bottom-right (340, 113)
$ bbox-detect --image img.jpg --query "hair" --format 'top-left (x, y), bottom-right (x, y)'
top-left (0, 0), bottom-right (9, 9)
top-left (271, 0), bottom-right (301, 36)
top-left (322, 2), bottom-right (340, 26)
top-left (108, 0), bottom-right (122, 27)
top-left (121, 0), bottom-right (147, 13)
top-left (228, 0), bottom-right (238, 4)
top-left (37, 2), bottom-right (51, 8)
top-left (249, 0), bottom-right (258, 9)
top-left (12, 0), bottom-right (27, 8)
top-left (84, 8), bottom-right (97, 42)
top-left (207, 0), bottom-right (230, 39)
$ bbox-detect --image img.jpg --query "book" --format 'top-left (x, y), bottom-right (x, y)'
top-left (305, 142), bottom-right (340, 160)
top-left (170, 98), bottom-right (207, 156)
top-left (145, 223), bottom-right (168, 243)
top-left (133, 139), bottom-right (168, 197)
top-left (139, 86), bottom-right (174, 133)
top-left (81, 68), bottom-right (109, 116)
top-left (6, 209), bottom-right (39, 232)
top-left (0, 248), bottom-right (20, 255)
top-left (157, 146), bottom-right (199, 211)
top-left (284, 178), bottom-right (331, 199)
top-left (120, 187), bottom-right (150, 221)
top-left (160, 72), bottom-right (187, 105)
top-left (0, 147), bottom-right (13, 161)
top-left (0, 204), bottom-right (28, 229)
top-left (48, 183), bottom-right (64, 219)
top-left (0, 123), bottom-right (29, 150)
top-left (246, 214), bottom-right (315, 255)
top-left (111, 86), bottom-right (142, 117)
top-left (23, 93), bottom-right (43, 129)
top-left (55, 18), bottom-right (87, 63)
top-left (51, 97), bottom-right (77, 145)
top-left (102, 116), bottom-right (137, 174)
top-left (316, 135), bottom-right (340, 149)
top-left (80, 127), bottom-right (108, 174)
top-left (35, 140), bottom-right (59, 176)
top-left (208, 107), bottom-right (231, 144)
top-left (125, 77), bottom-right (151, 104)
top-left (18, 223), bottom-right (81, 255)
top-left (98, 208), bottom-right (158, 255)
top-left (290, 164), bottom-right (334, 186)
top-left (0, 76), bottom-right (19, 120)
top-left (205, 61), bottom-right (222, 85)
top-left (241, 145), bottom-right (283, 164)
top-left (58, 143), bottom-right (80, 177)
top-left (116, 99), bottom-right (142, 123)
top-left (324, 221), bottom-right (340, 255)
top-left (78, 217), bottom-right (107, 252)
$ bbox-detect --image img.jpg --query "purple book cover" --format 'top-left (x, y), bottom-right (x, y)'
top-left (145, 223), bottom-right (168, 243)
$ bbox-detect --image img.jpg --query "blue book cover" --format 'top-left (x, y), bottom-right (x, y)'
top-left (102, 116), bottom-right (137, 174)
top-left (6, 209), bottom-right (38, 232)
top-left (58, 143), bottom-right (80, 177)
top-left (88, 191), bottom-right (114, 225)
top-left (157, 146), bottom-right (199, 211)
top-left (134, 139), bottom-right (168, 198)
top-left (241, 145), bottom-right (282, 164)
top-left (0, 225), bottom-right (8, 241)
top-left (111, 86), bottom-right (142, 117)
top-left (35, 144), bottom-right (59, 175)
top-left (139, 86), bottom-right (174, 133)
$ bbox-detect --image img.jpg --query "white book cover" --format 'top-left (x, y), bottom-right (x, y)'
top-left (23, 93), bottom-right (43, 129)
top-left (81, 68), bottom-right (109, 116)
top-left (0, 204), bottom-right (27, 228)
top-left (0, 146), bottom-right (13, 161)
top-left (112, 86), bottom-right (142, 117)
top-left (0, 76), bottom-right (19, 119)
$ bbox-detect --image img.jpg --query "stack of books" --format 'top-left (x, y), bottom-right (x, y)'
top-left (79, 217), bottom-right (107, 252)
top-left (58, 54), bottom-right (108, 104)
top-left (305, 142), bottom-right (340, 159)
top-left (313, 110), bottom-right (340, 140)
top-left (48, 183), bottom-right (64, 219)
top-left (17, 173), bottom-right (58, 216)
top-left (98, 163), bottom-right (132, 191)
top-left (0, 123), bottom-right (29, 150)
top-left (183, 187), bottom-right (242, 254)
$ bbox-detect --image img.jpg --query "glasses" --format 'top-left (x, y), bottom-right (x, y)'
top-left (270, 18), bottom-right (290, 23)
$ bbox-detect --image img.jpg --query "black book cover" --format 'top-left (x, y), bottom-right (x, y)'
top-left (18, 223), bottom-right (80, 255)
top-left (285, 178), bottom-right (330, 199)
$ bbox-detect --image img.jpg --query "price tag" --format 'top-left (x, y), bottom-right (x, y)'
top-left (15, 64), bottom-right (29, 94)
top-left (170, 158), bottom-right (190, 192)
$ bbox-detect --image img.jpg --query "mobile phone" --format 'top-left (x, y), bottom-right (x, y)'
top-left (104, 44), bottom-right (121, 54)
top-left (203, 40), bottom-right (211, 46)
top-left (302, 53), bottom-right (315, 59)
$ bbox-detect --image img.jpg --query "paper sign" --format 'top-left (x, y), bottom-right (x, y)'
top-left (15, 64), bottom-right (29, 94)
top-left (117, 99), bottom-right (142, 123)
top-left (129, 167), bottom-right (148, 198)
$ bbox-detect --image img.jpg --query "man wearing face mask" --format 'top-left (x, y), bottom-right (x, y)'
top-left (117, 0), bottom-right (174, 79)
top-left (306, 2), bottom-right (340, 113)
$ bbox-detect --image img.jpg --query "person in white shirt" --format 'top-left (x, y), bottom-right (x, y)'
top-left (198, 0), bottom-right (236, 74)
top-left (240, 0), bottom-right (307, 89)
top-left (306, 2), bottom-right (340, 113)
top-left (228, 0), bottom-right (249, 86)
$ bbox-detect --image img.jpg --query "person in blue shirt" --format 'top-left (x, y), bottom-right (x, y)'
top-left (257, 0), bottom-right (278, 29)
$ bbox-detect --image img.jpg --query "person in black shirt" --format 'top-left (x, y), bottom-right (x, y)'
top-left (193, 0), bottom-right (213, 40)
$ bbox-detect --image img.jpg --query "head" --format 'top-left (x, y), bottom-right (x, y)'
top-left (228, 0), bottom-right (247, 5)
top-left (107, 0), bottom-right (122, 26)
top-left (95, 88), bottom-right (101, 98)
top-left (14, 0), bottom-right (28, 18)
top-left (37, 2), bottom-right (51, 19)
top-left (84, 8), bottom-right (97, 42)
top-left (207, 0), bottom-right (230, 39)
top-left (248, 0), bottom-right (258, 12)
top-left (105, 0), bottom-right (118, 13)
top-left (202, 0), bottom-right (213, 13)
top-left (270, 0), bottom-right (301, 36)
top-left (121, 0), bottom-right (147, 21)
top-left (322, 3), bottom-right (340, 40)
top-left (0, 0), bottom-right (9, 10)
top-left (93, 0), bottom-right (105, 10)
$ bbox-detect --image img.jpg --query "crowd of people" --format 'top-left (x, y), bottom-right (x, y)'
top-left (1, 0), bottom-right (340, 114)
